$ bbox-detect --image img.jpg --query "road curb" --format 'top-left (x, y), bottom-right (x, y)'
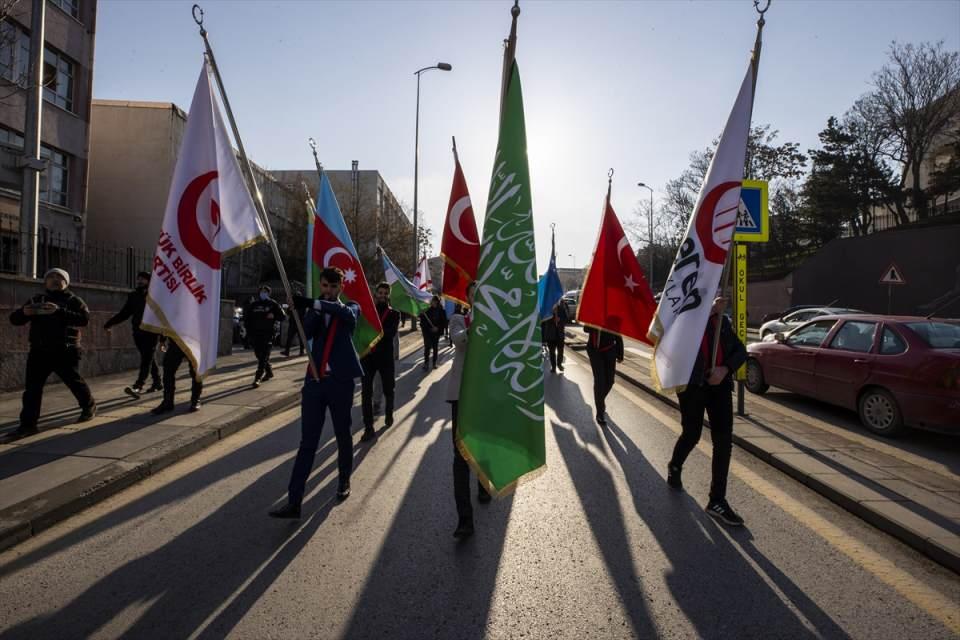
top-left (568, 339), bottom-right (960, 575)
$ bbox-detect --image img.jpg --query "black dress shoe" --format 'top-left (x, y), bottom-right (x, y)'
top-left (667, 464), bottom-right (683, 490)
top-left (151, 402), bottom-right (175, 415)
top-left (453, 520), bottom-right (475, 539)
top-left (596, 413), bottom-right (607, 426)
top-left (147, 382), bottom-right (163, 393)
top-left (336, 483), bottom-right (351, 501)
top-left (268, 503), bottom-right (301, 519)
top-left (360, 426), bottom-right (376, 442)
top-left (263, 371), bottom-right (274, 382)
top-left (14, 424), bottom-right (38, 437)
top-left (77, 403), bottom-right (97, 423)
top-left (384, 413), bottom-right (394, 428)
top-left (189, 401), bottom-right (202, 413)
top-left (252, 378), bottom-right (261, 388)
top-left (124, 385), bottom-right (144, 399)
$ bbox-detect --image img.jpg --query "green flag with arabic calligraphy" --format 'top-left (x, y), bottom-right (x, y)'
top-left (457, 61), bottom-right (545, 497)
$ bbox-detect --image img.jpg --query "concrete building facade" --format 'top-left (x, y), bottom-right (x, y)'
top-left (0, 0), bottom-right (98, 275)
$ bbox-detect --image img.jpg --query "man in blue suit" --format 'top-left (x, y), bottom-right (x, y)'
top-left (270, 267), bottom-right (363, 519)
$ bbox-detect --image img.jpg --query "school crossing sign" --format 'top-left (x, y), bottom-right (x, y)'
top-left (734, 179), bottom-right (769, 243)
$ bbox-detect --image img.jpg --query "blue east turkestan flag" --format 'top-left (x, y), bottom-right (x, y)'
top-left (538, 227), bottom-right (564, 321)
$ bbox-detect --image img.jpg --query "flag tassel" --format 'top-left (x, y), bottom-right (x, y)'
top-left (192, 4), bottom-right (319, 380)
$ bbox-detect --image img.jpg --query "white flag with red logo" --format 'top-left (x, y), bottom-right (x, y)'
top-left (647, 60), bottom-right (755, 392)
top-left (413, 255), bottom-right (433, 295)
top-left (141, 60), bottom-right (266, 377)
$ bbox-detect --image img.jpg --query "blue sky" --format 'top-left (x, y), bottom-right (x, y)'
top-left (94, 0), bottom-right (960, 272)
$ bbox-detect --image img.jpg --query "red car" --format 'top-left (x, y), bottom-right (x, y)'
top-left (745, 315), bottom-right (960, 436)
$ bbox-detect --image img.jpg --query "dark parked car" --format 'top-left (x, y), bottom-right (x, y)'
top-left (745, 315), bottom-right (960, 436)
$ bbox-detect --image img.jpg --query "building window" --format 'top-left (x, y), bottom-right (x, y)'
top-left (0, 22), bottom-right (31, 86)
top-left (43, 46), bottom-right (73, 111)
top-left (0, 125), bottom-right (69, 207)
top-left (49, 0), bottom-right (81, 19)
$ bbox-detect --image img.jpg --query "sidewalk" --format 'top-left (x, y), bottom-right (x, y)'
top-left (566, 328), bottom-right (960, 574)
top-left (0, 329), bottom-right (425, 552)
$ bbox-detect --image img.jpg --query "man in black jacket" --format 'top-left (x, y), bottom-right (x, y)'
top-left (360, 282), bottom-right (400, 442)
top-left (419, 295), bottom-right (447, 370)
top-left (244, 284), bottom-right (286, 387)
top-left (585, 323), bottom-right (624, 426)
top-left (542, 302), bottom-right (569, 373)
top-left (151, 337), bottom-right (203, 415)
top-left (667, 296), bottom-right (747, 527)
top-left (104, 271), bottom-right (162, 398)
top-left (9, 268), bottom-right (96, 436)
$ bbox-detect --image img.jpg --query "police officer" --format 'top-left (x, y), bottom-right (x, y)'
top-left (245, 284), bottom-right (285, 387)
top-left (585, 323), bottom-right (624, 426)
top-left (104, 271), bottom-right (162, 398)
top-left (9, 268), bottom-right (96, 436)
top-left (360, 282), bottom-right (400, 442)
top-left (151, 337), bottom-right (203, 414)
top-left (667, 296), bottom-right (747, 527)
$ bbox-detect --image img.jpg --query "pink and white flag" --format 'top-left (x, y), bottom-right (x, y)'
top-left (647, 61), bottom-right (755, 392)
top-left (142, 59), bottom-right (265, 376)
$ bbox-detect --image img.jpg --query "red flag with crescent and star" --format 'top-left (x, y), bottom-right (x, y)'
top-left (141, 59), bottom-right (266, 377)
top-left (440, 144), bottom-right (479, 307)
top-left (577, 193), bottom-right (656, 345)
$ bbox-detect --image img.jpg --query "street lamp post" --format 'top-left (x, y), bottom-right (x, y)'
top-left (637, 182), bottom-right (654, 288)
top-left (568, 253), bottom-right (576, 269)
top-left (412, 62), bottom-right (452, 273)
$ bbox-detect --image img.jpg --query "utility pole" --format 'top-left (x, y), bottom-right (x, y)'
top-left (19, 0), bottom-right (46, 278)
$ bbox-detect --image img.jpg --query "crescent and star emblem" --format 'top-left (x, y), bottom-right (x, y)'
top-left (323, 246), bottom-right (358, 284)
top-left (615, 235), bottom-right (638, 292)
top-left (449, 196), bottom-right (478, 246)
top-left (177, 171), bottom-right (222, 270)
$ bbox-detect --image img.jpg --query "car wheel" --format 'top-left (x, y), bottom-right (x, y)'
top-left (858, 388), bottom-right (904, 437)
top-left (745, 358), bottom-right (769, 394)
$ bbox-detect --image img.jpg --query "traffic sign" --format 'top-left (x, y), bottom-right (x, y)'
top-left (734, 179), bottom-right (769, 243)
top-left (879, 263), bottom-right (906, 286)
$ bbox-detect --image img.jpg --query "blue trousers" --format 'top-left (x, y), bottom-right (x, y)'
top-left (287, 377), bottom-right (355, 505)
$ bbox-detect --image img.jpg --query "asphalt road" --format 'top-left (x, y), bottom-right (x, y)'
top-left (0, 345), bottom-right (958, 639)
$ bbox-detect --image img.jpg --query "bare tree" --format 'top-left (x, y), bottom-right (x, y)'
top-left (0, 0), bottom-right (27, 104)
top-left (868, 41), bottom-right (960, 219)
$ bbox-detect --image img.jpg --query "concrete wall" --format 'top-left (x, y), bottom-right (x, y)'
top-left (0, 274), bottom-right (234, 391)
top-left (746, 274), bottom-right (792, 325)
top-left (791, 223), bottom-right (960, 317)
top-left (86, 101), bottom-right (184, 252)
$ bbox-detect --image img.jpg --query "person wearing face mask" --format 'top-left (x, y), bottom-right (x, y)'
top-left (359, 281), bottom-right (400, 442)
top-left (104, 271), bottom-right (162, 398)
top-left (270, 267), bottom-right (363, 518)
top-left (9, 268), bottom-right (96, 436)
top-left (245, 284), bottom-right (286, 388)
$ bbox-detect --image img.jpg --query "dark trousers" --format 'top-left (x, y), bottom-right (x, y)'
top-left (451, 401), bottom-right (488, 524)
top-left (20, 347), bottom-right (94, 429)
top-left (587, 349), bottom-right (617, 415)
top-left (361, 356), bottom-right (395, 427)
top-left (423, 333), bottom-right (440, 365)
top-left (252, 333), bottom-right (274, 379)
top-left (547, 340), bottom-right (565, 370)
top-left (163, 345), bottom-right (202, 405)
top-left (288, 378), bottom-right (355, 505)
top-left (133, 330), bottom-right (161, 387)
top-left (670, 383), bottom-right (734, 502)
top-left (284, 319), bottom-right (304, 354)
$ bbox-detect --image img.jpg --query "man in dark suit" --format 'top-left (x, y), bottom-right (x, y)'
top-left (667, 296), bottom-right (747, 527)
top-left (104, 271), bottom-right (162, 398)
top-left (360, 281), bottom-right (400, 442)
top-left (244, 284), bottom-right (286, 387)
top-left (270, 267), bottom-right (363, 519)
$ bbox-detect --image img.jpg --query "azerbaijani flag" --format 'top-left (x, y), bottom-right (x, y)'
top-left (381, 248), bottom-right (432, 317)
top-left (310, 172), bottom-right (382, 356)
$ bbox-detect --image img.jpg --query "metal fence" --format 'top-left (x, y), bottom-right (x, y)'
top-left (841, 196), bottom-right (960, 237)
top-left (0, 220), bottom-right (153, 289)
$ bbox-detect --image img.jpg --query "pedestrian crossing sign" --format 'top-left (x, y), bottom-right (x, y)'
top-left (734, 180), bottom-right (769, 243)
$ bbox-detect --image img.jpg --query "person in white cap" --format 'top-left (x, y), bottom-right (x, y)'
top-left (9, 268), bottom-right (96, 437)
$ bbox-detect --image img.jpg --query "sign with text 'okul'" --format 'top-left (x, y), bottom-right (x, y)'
top-left (734, 179), bottom-right (769, 243)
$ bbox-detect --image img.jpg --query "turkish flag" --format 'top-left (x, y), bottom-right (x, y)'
top-left (440, 153), bottom-right (479, 306)
top-left (577, 196), bottom-right (656, 345)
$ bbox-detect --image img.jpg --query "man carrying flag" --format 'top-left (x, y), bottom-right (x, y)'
top-left (577, 173), bottom-right (657, 424)
top-left (440, 138), bottom-right (480, 308)
top-left (457, 1), bottom-right (545, 499)
top-left (539, 225), bottom-right (567, 373)
top-left (649, 12), bottom-right (767, 527)
top-left (141, 59), bottom-right (265, 399)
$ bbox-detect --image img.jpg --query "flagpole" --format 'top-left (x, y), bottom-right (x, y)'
top-left (499, 0), bottom-right (521, 120)
top-left (191, 5), bottom-right (319, 380)
top-left (302, 181), bottom-right (316, 298)
top-left (709, 0), bottom-right (769, 373)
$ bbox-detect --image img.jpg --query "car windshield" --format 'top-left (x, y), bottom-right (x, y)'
top-left (904, 322), bottom-right (960, 349)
